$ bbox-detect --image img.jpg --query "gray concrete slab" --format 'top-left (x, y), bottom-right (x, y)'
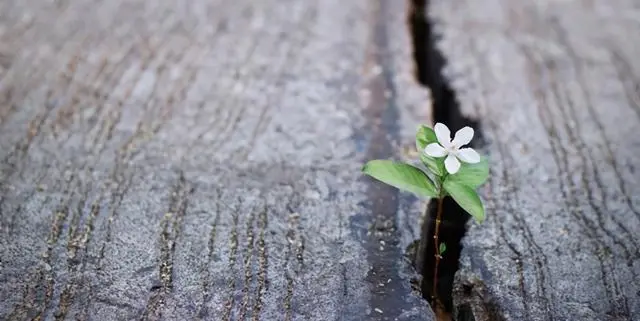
top-left (0, 0), bottom-right (435, 320)
top-left (427, 0), bottom-right (640, 320)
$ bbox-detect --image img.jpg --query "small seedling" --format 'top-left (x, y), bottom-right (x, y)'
top-left (362, 123), bottom-right (489, 305)
top-left (438, 242), bottom-right (447, 258)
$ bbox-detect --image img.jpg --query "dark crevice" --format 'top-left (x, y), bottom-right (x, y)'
top-left (408, 0), bottom-right (481, 135)
top-left (452, 279), bottom-right (508, 321)
top-left (407, 0), bottom-right (484, 320)
top-left (455, 304), bottom-right (475, 321)
top-left (416, 198), bottom-right (469, 314)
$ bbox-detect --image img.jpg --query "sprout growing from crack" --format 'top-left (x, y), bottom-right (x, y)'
top-left (438, 242), bottom-right (446, 258)
top-left (361, 122), bottom-right (489, 308)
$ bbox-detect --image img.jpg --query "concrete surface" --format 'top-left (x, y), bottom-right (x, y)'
top-left (0, 0), bottom-right (435, 320)
top-left (427, 0), bottom-right (640, 320)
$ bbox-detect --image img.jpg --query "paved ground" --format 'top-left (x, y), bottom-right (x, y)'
top-left (428, 0), bottom-right (640, 320)
top-left (5, 0), bottom-right (639, 320)
top-left (0, 0), bottom-right (435, 320)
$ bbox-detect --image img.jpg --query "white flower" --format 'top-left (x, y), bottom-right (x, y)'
top-left (423, 123), bottom-right (481, 174)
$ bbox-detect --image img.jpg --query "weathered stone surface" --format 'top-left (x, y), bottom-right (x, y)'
top-left (427, 0), bottom-right (640, 320)
top-left (0, 0), bottom-right (435, 320)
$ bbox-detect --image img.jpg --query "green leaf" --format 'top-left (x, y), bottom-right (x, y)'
top-left (446, 157), bottom-right (489, 189)
top-left (415, 125), bottom-right (438, 151)
top-left (439, 242), bottom-right (447, 255)
top-left (362, 160), bottom-right (437, 198)
top-left (420, 154), bottom-right (446, 177)
top-left (443, 179), bottom-right (485, 223)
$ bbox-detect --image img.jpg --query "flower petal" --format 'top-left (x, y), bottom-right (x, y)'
top-left (434, 123), bottom-right (452, 148)
top-left (424, 143), bottom-right (447, 157)
top-left (451, 126), bottom-right (474, 147)
top-left (444, 154), bottom-right (461, 174)
top-left (457, 148), bottom-right (481, 163)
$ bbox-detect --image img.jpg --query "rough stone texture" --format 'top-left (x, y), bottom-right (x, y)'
top-left (428, 0), bottom-right (640, 320)
top-left (0, 1), bottom-right (435, 320)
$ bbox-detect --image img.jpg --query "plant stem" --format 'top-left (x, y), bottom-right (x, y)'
top-left (432, 195), bottom-right (444, 302)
